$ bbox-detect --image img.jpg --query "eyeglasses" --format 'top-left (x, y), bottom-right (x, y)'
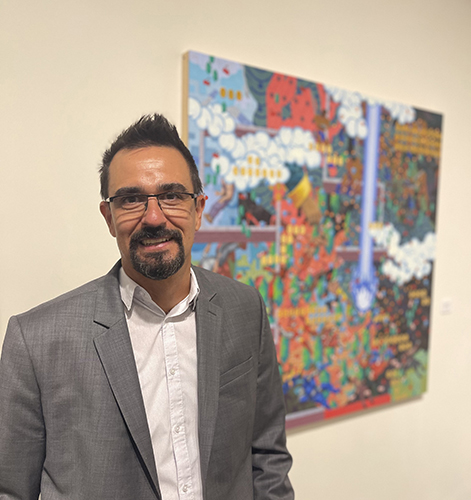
top-left (106, 192), bottom-right (199, 218)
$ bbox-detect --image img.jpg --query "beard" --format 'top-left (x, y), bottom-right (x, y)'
top-left (129, 225), bottom-right (185, 280)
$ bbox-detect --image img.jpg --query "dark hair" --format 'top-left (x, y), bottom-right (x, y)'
top-left (99, 114), bottom-right (203, 199)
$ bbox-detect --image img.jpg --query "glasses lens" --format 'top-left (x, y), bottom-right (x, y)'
top-left (115, 194), bottom-right (147, 211)
top-left (159, 193), bottom-right (193, 212)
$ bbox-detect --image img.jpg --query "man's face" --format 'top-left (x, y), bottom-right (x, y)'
top-left (100, 146), bottom-right (205, 284)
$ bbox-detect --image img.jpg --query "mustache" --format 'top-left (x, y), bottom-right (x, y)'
top-left (130, 225), bottom-right (183, 249)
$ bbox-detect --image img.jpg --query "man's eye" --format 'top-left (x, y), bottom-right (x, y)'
top-left (121, 195), bottom-right (142, 204)
top-left (162, 192), bottom-right (184, 201)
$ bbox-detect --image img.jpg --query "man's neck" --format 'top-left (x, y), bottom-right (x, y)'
top-left (123, 264), bottom-right (192, 314)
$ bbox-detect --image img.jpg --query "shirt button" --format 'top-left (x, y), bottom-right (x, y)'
top-left (175, 425), bottom-right (181, 434)
top-left (182, 485), bottom-right (188, 493)
top-left (170, 367), bottom-right (176, 376)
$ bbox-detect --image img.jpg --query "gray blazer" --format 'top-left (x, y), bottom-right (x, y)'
top-left (0, 263), bottom-right (293, 500)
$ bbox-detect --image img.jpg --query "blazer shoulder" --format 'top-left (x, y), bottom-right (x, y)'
top-left (13, 263), bottom-right (120, 325)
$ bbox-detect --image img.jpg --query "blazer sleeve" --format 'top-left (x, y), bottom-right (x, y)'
top-left (251, 292), bottom-right (295, 500)
top-left (0, 316), bottom-right (45, 500)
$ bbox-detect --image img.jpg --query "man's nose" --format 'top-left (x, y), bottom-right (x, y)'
top-left (141, 196), bottom-right (167, 225)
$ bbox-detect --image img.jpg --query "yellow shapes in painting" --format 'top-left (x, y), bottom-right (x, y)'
top-left (219, 87), bottom-right (243, 100)
top-left (260, 254), bottom-right (288, 267)
top-left (232, 154), bottom-right (283, 182)
top-left (315, 142), bottom-right (344, 166)
top-left (394, 123), bottom-right (441, 158)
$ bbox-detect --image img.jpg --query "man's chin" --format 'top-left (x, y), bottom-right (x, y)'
top-left (131, 254), bottom-right (184, 281)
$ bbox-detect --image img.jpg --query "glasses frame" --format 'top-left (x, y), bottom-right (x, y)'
top-left (106, 191), bottom-right (199, 215)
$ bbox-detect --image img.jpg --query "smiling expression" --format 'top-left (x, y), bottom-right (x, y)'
top-left (100, 146), bottom-right (205, 286)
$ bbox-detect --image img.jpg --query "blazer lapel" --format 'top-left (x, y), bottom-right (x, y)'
top-left (92, 263), bottom-right (160, 498)
top-left (194, 269), bottom-right (222, 486)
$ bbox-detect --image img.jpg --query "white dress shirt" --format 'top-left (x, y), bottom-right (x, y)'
top-left (119, 267), bottom-right (203, 500)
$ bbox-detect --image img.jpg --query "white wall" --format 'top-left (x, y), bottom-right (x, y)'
top-left (1, 1), bottom-right (471, 498)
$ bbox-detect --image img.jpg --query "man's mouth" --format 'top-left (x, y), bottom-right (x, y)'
top-left (139, 237), bottom-right (172, 246)
top-left (130, 226), bottom-right (183, 254)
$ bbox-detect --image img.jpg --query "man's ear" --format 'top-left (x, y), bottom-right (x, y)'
top-left (195, 195), bottom-right (206, 231)
top-left (99, 201), bottom-right (117, 238)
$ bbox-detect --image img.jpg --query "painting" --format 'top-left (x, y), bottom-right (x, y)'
top-left (182, 51), bottom-right (442, 428)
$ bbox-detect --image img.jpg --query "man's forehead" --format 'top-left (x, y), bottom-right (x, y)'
top-left (111, 145), bottom-right (184, 163)
top-left (108, 146), bottom-right (192, 183)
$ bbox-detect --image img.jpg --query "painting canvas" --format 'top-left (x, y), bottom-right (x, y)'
top-left (182, 51), bottom-right (442, 428)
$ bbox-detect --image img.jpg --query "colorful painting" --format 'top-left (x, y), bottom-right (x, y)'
top-left (182, 51), bottom-right (442, 427)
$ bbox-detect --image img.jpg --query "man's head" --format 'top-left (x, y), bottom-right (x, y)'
top-left (99, 114), bottom-right (203, 200)
top-left (99, 115), bottom-right (205, 286)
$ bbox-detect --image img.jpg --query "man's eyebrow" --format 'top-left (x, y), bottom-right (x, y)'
top-left (111, 183), bottom-right (191, 198)
top-left (112, 187), bottom-right (142, 197)
top-left (158, 183), bottom-right (189, 193)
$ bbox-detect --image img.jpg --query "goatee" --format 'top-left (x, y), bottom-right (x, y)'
top-left (129, 225), bottom-right (185, 280)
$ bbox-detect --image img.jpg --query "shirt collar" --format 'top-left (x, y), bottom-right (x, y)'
top-left (119, 266), bottom-right (200, 315)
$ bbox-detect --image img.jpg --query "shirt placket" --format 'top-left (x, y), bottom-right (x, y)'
top-left (161, 319), bottom-right (195, 499)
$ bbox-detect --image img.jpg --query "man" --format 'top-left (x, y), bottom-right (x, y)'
top-left (0, 114), bottom-right (294, 499)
